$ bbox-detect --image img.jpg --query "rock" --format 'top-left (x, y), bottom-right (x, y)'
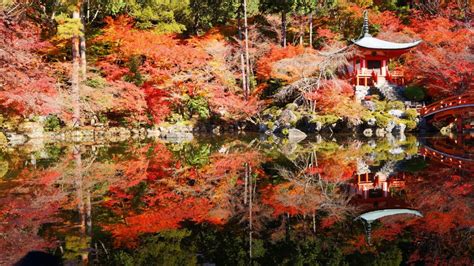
top-left (389, 147), bottom-right (404, 155)
top-left (367, 118), bottom-right (376, 126)
top-left (388, 109), bottom-right (404, 118)
top-left (71, 130), bottom-right (83, 142)
top-left (315, 121), bottom-right (322, 132)
top-left (146, 128), bottom-right (161, 138)
top-left (385, 120), bottom-right (397, 133)
top-left (375, 128), bottom-right (385, 137)
top-left (280, 142), bottom-right (298, 157)
top-left (212, 126), bottom-right (221, 135)
top-left (287, 128), bottom-right (307, 142)
top-left (5, 132), bottom-right (28, 145)
top-left (393, 123), bottom-right (406, 135)
top-left (18, 122), bottom-right (44, 139)
top-left (278, 109), bottom-right (298, 127)
top-left (362, 100), bottom-right (376, 112)
top-left (355, 86), bottom-right (370, 102)
top-left (363, 128), bottom-right (373, 137)
top-left (285, 103), bottom-right (298, 111)
top-left (440, 124), bottom-right (453, 135)
top-left (163, 132), bottom-right (193, 142)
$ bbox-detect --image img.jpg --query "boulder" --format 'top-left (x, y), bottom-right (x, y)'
top-left (5, 132), bottom-right (27, 145)
top-left (388, 109), bottom-right (404, 118)
top-left (278, 109), bottom-right (298, 127)
top-left (367, 118), bottom-right (376, 126)
top-left (375, 128), bottom-right (386, 137)
top-left (393, 123), bottom-right (407, 135)
top-left (362, 128), bottom-right (373, 137)
top-left (146, 128), bottom-right (161, 138)
top-left (287, 128), bottom-right (307, 142)
top-left (385, 120), bottom-right (397, 133)
top-left (362, 100), bottom-right (376, 111)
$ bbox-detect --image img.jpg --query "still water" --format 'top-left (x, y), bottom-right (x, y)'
top-left (0, 134), bottom-right (472, 265)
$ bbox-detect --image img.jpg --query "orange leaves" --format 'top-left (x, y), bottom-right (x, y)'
top-left (256, 45), bottom-right (306, 81)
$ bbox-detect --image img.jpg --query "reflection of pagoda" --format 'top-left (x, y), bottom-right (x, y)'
top-left (350, 160), bottom-right (422, 245)
top-left (351, 160), bottom-right (407, 210)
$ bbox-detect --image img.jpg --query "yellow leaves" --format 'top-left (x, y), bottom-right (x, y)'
top-left (54, 13), bottom-right (83, 40)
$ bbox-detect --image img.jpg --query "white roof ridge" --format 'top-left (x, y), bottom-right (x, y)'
top-left (352, 36), bottom-right (422, 50)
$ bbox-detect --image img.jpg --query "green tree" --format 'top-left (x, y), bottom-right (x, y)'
top-left (260, 0), bottom-right (298, 47)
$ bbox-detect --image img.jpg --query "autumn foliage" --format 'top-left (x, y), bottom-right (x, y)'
top-left (0, 18), bottom-right (58, 116)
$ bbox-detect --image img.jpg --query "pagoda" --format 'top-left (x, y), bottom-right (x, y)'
top-left (350, 11), bottom-right (421, 91)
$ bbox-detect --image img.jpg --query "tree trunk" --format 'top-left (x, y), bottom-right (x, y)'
top-left (243, 0), bottom-right (251, 97)
top-left (299, 16), bottom-right (303, 46)
top-left (72, 7), bottom-right (81, 127)
top-left (281, 10), bottom-right (287, 47)
top-left (80, 2), bottom-right (87, 79)
top-left (309, 12), bottom-right (313, 48)
top-left (240, 53), bottom-right (247, 100)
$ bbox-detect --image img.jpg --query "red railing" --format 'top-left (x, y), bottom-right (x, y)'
top-left (420, 93), bottom-right (474, 117)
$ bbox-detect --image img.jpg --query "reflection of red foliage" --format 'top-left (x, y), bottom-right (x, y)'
top-left (105, 196), bottom-right (213, 247)
top-left (0, 168), bottom-right (64, 265)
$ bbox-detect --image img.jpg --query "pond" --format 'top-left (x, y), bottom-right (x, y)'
top-left (0, 133), bottom-right (472, 265)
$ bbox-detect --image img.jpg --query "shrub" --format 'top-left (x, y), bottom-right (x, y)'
top-left (374, 112), bottom-right (390, 127)
top-left (404, 85), bottom-right (426, 101)
top-left (386, 101), bottom-right (405, 110)
top-left (404, 108), bottom-right (418, 120)
top-left (187, 96), bottom-right (210, 119)
top-left (311, 114), bottom-right (340, 125)
top-left (44, 115), bottom-right (64, 131)
top-left (85, 76), bottom-right (106, 89)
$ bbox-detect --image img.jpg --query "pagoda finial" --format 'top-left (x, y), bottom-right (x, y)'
top-left (362, 10), bottom-right (371, 37)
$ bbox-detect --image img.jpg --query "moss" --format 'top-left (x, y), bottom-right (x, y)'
top-left (266, 121), bottom-right (274, 129)
top-left (85, 76), bottom-right (107, 89)
top-left (404, 108), bottom-right (418, 120)
top-left (374, 112), bottom-right (390, 127)
top-left (44, 115), bottom-right (64, 132)
top-left (361, 113), bottom-right (375, 122)
top-left (310, 115), bottom-right (340, 125)
top-left (386, 101), bottom-right (405, 111)
top-left (399, 119), bottom-right (417, 130)
top-left (0, 132), bottom-right (7, 146)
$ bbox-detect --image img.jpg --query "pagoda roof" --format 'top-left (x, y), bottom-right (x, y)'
top-left (352, 35), bottom-right (421, 50)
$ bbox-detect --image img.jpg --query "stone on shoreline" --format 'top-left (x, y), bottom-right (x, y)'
top-left (287, 128), bottom-right (307, 142)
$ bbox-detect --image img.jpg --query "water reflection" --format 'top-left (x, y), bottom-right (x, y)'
top-left (0, 134), bottom-right (472, 265)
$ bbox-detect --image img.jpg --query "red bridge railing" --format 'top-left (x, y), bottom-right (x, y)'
top-left (420, 93), bottom-right (474, 117)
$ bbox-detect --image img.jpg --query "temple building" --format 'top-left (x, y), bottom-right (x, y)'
top-left (349, 11), bottom-right (421, 100)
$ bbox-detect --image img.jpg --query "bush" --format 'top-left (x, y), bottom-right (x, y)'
top-left (85, 76), bottom-right (106, 89)
top-left (187, 96), bottom-right (210, 119)
top-left (404, 108), bottom-right (418, 120)
top-left (374, 112), bottom-right (390, 127)
top-left (404, 85), bottom-right (426, 101)
top-left (44, 115), bottom-right (64, 132)
top-left (311, 114), bottom-right (340, 125)
top-left (386, 101), bottom-right (405, 110)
